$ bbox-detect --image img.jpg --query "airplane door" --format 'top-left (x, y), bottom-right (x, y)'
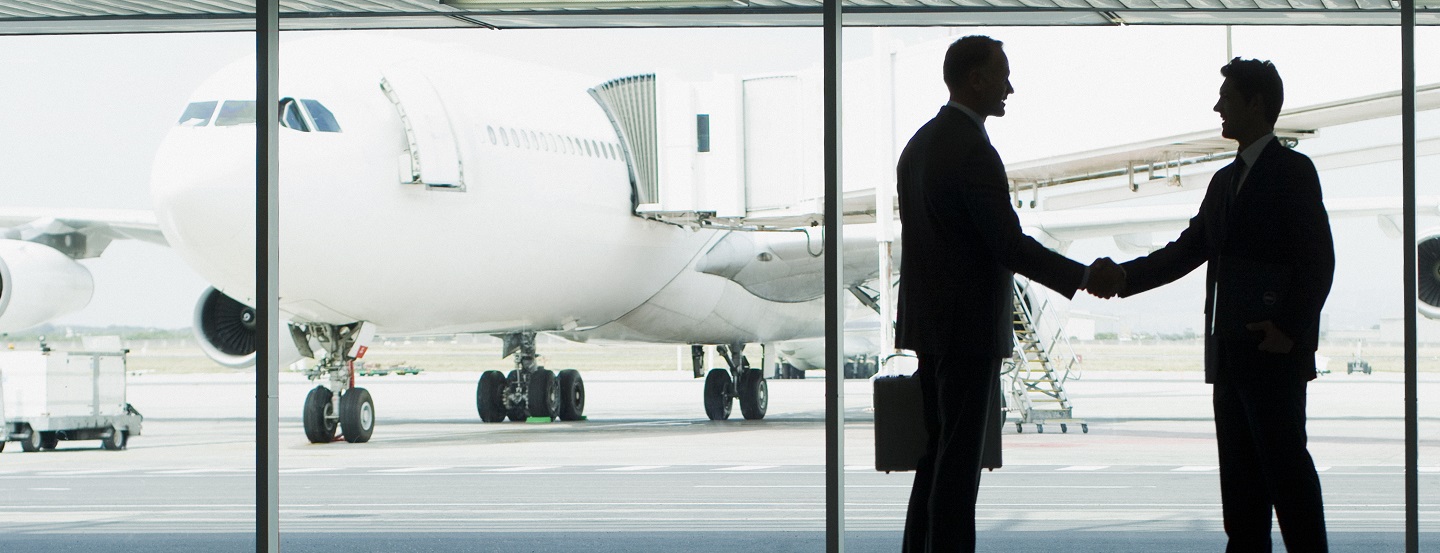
top-left (379, 68), bottom-right (465, 190)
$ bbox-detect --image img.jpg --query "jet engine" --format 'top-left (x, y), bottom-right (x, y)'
top-left (194, 287), bottom-right (257, 368)
top-left (192, 287), bottom-right (305, 369)
top-left (0, 239), bottom-right (95, 332)
top-left (1418, 232), bottom-right (1440, 320)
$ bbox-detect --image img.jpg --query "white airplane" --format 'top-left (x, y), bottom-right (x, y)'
top-left (1, 35), bottom-right (1437, 444)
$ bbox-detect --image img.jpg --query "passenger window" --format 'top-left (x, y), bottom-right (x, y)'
top-left (487, 126), bottom-right (497, 145)
top-left (300, 99), bottom-right (342, 132)
top-left (500, 127), bottom-right (510, 146)
top-left (584, 140), bottom-right (594, 157)
top-left (509, 129), bottom-right (519, 148)
top-left (214, 100), bottom-right (257, 126)
top-left (176, 101), bottom-right (218, 127)
top-left (566, 137), bottom-right (575, 154)
top-left (279, 98), bottom-right (309, 132)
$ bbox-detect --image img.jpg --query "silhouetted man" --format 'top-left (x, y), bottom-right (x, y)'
top-left (1114, 58), bottom-right (1333, 552)
top-left (894, 35), bottom-right (1121, 553)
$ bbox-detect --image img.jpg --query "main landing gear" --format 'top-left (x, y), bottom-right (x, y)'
top-left (476, 332), bottom-right (585, 423)
top-left (696, 343), bottom-right (767, 421)
top-left (295, 323), bottom-right (376, 444)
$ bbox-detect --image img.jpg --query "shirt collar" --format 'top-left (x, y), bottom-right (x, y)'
top-left (1238, 132), bottom-right (1275, 167)
top-left (945, 100), bottom-right (987, 138)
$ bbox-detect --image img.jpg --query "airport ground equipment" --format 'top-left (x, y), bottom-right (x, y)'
top-left (1004, 278), bottom-right (1087, 434)
top-left (1347, 341), bottom-right (1373, 375)
top-left (0, 342), bottom-right (142, 452)
top-left (695, 343), bottom-right (767, 421)
top-left (475, 331), bottom-right (585, 424)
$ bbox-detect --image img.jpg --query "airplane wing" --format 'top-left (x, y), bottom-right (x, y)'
top-left (1006, 82), bottom-right (1440, 191)
top-left (0, 207), bottom-right (166, 259)
top-left (1020, 196), bottom-right (1438, 253)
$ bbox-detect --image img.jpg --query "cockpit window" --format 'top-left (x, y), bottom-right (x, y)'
top-left (301, 99), bottom-right (341, 133)
top-left (280, 98), bottom-right (310, 132)
top-left (214, 100), bottom-right (257, 126)
top-left (177, 101), bottom-right (218, 127)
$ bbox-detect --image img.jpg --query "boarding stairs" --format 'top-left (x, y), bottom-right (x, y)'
top-left (1004, 278), bottom-right (1087, 434)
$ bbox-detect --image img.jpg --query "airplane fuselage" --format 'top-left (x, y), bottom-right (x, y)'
top-left (150, 36), bottom-right (827, 346)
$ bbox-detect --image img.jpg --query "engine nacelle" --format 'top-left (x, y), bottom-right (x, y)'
top-left (1418, 231), bottom-right (1440, 320)
top-left (193, 287), bottom-right (302, 369)
top-left (0, 239), bottom-right (94, 332)
top-left (194, 287), bottom-right (256, 368)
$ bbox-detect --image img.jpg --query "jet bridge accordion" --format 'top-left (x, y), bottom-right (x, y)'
top-left (872, 373), bottom-right (1003, 473)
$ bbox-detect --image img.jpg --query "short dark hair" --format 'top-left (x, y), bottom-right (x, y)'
top-left (1220, 57), bottom-right (1284, 125)
top-left (943, 35), bottom-right (1003, 93)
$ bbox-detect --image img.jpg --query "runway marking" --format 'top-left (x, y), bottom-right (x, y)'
top-left (147, 468), bottom-right (251, 474)
top-left (1057, 465), bottom-right (1110, 471)
top-left (845, 465), bottom-right (871, 471)
top-left (1171, 466), bottom-right (1219, 472)
top-left (28, 488), bottom-right (70, 491)
top-left (598, 466), bottom-right (668, 471)
top-left (713, 465), bottom-right (778, 471)
top-left (37, 470), bottom-right (121, 476)
top-left (279, 468), bottom-right (340, 473)
top-left (1419, 467), bottom-right (1440, 473)
top-left (1316, 466), bottom-right (1332, 472)
top-left (371, 466), bottom-right (452, 473)
top-left (484, 466), bottom-right (559, 472)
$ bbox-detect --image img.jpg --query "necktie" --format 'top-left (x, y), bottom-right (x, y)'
top-left (1230, 158), bottom-right (1247, 195)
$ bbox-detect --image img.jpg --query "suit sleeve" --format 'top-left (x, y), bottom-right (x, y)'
top-left (947, 142), bottom-right (1086, 298)
top-left (1273, 157), bottom-right (1335, 348)
top-left (1118, 179), bottom-right (1217, 297)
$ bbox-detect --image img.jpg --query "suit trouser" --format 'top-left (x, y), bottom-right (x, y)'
top-left (1214, 378), bottom-right (1328, 553)
top-left (902, 352), bottom-right (1000, 553)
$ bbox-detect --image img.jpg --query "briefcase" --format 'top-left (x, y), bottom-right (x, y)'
top-left (873, 373), bottom-right (1003, 472)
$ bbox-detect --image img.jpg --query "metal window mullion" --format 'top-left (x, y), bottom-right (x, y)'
top-left (1402, 0), bottom-right (1418, 552)
top-left (255, 0), bottom-right (280, 551)
top-left (823, 0), bottom-right (844, 551)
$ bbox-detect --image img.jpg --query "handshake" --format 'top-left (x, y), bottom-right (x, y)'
top-left (1083, 257), bottom-right (1126, 299)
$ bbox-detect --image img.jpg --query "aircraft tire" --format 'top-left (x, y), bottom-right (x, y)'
top-left (477, 370), bottom-right (508, 422)
top-left (528, 370), bottom-right (559, 420)
top-left (738, 369), bottom-right (768, 420)
top-left (703, 369), bottom-right (733, 421)
top-left (558, 369), bottom-right (585, 421)
top-left (19, 425), bottom-right (41, 452)
top-left (302, 386), bottom-right (337, 443)
top-left (101, 427), bottom-right (127, 451)
top-left (340, 388), bottom-right (375, 443)
top-left (505, 370), bottom-right (530, 421)
top-left (40, 432), bottom-right (59, 450)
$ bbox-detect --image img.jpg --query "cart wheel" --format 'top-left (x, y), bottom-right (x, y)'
top-left (1015, 423), bottom-right (1023, 434)
top-left (1037, 424), bottom-right (1044, 434)
top-left (1061, 424), bottom-right (1068, 434)
top-left (1082, 424), bottom-right (1089, 434)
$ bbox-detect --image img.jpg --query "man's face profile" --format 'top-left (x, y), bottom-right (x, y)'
top-left (1214, 78), bottom-right (1264, 141)
top-left (972, 47), bottom-right (1014, 118)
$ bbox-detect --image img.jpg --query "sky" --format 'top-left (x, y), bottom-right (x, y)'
top-left (0, 25), bottom-right (1437, 336)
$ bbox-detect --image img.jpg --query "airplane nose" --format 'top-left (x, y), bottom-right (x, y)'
top-left (150, 128), bottom-right (258, 303)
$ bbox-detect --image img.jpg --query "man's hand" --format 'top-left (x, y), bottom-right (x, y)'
top-left (1084, 257), bottom-right (1126, 299)
top-left (1246, 320), bottom-right (1294, 354)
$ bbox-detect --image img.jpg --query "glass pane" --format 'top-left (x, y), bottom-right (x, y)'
top-left (214, 100), bottom-right (256, 126)
top-left (176, 100), bottom-right (217, 126)
top-left (301, 99), bottom-right (341, 132)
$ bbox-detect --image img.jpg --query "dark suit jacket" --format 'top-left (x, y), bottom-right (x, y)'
top-left (1119, 139), bottom-right (1335, 383)
top-left (895, 106), bottom-right (1085, 358)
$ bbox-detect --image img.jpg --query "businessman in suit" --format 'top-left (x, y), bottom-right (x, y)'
top-left (894, 35), bottom-right (1122, 553)
top-left (1114, 58), bottom-right (1333, 552)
